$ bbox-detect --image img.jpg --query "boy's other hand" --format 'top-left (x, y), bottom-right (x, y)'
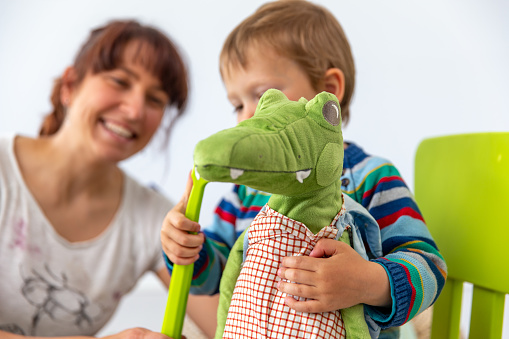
top-left (277, 238), bottom-right (391, 313)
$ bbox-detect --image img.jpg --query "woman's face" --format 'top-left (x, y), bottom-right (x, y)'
top-left (62, 44), bottom-right (169, 163)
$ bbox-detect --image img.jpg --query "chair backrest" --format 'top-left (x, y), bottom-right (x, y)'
top-left (414, 132), bottom-right (509, 339)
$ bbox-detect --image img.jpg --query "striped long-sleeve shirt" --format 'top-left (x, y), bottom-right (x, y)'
top-left (164, 142), bottom-right (447, 332)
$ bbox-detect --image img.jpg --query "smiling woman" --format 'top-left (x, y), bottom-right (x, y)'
top-left (56, 48), bottom-right (171, 163)
top-left (40, 20), bottom-right (187, 142)
top-left (0, 20), bottom-right (188, 339)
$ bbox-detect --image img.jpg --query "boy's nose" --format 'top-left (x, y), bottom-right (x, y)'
top-left (237, 102), bottom-right (257, 123)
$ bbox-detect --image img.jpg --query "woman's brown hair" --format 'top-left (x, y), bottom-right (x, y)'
top-left (40, 20), bottom-right (189, 143)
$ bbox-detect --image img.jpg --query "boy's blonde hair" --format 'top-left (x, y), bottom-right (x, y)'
top-left (220, 0), bottom-right (355, 124)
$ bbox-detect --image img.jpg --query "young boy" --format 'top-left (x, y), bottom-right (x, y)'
top-left (161, 1), bottom-right (446, 338)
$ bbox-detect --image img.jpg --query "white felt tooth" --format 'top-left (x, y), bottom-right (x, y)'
top-left (194, 166), bottom-right (200, 180)
top-left (230, 168), bottom-right (244, 180)
top-left (296, 169), bottom-right (311, 183)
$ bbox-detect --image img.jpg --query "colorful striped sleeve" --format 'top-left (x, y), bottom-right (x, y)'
top-left (342, 142), bottom-right (447, 329)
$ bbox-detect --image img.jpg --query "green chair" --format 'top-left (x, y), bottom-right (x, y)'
top-left (414, 132), bottom-right (509, 339)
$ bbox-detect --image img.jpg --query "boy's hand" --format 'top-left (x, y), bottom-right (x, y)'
top-left (276, 238), bottom-right (391, 313)
top-left (161, 173), bottom-right (205, 265)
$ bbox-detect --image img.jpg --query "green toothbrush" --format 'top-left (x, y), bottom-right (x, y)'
top-left (162, 167), bottom-right (208, 339)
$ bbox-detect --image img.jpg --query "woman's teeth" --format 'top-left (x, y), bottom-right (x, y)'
top-left (103, 121), bottom-right (134, 138)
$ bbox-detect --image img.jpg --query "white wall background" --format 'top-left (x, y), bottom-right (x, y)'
top-left (1, 0), bottom-right (508, 337)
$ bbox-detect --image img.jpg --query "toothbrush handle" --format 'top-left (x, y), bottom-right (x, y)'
top-left (161, 169), bottom-right (208, 339)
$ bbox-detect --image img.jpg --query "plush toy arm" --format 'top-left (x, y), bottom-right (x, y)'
top-left (214, 229), bottom-right (247, 339)
top-left (335, 228), bottom-right (372, 339)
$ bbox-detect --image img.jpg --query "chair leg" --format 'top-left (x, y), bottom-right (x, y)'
top-left (469, 286), bottom-right (505, 339)
top-left (431, 279), bottom-right (463, 339)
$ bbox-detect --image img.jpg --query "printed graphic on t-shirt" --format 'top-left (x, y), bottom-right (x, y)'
top-left (2, 264), bottom-right (102, 335)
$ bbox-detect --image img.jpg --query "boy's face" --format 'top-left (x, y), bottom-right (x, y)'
top-left (222, 46), bottom-right (319, 123)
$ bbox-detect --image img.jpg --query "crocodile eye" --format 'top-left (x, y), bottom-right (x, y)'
top-left (322, 100), bottom-right (340, 126)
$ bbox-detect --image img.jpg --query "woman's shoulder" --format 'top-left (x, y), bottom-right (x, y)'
top-left (0, 134), bottom-right (15, 155)
top-left (0, 134), bottom-right (20, 178)
top-left (0, 134), bottom-right (40, 167)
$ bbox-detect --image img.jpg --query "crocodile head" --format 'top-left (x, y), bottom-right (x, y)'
top-left (194, 89), bottom-right (343, 197)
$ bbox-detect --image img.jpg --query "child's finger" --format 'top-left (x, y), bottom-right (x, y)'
top-left (174, 209), bottom-right (201, 233)
top-left (280, 255), bottom-right (319, 272)
top-left (175, 170), bottom-right (194, 212)
top-left (183, 170), bottom-right (194, 200)
top-left (309, 238), bottom-right (342, 258)
top-left (277, 266), bottom-right (316, 286)
top-left (277, 279), bottom-right (317, 299)
top-left (283, 296), bottom-right (324, 313)
top-left (172, 228), bottom-right (204, 248)
top-left (167, 254), bottom-right (199, 267)
top-left (162, 208), bottom-right (200, 235)
top-left (162, 236), bottom-right (202, 265)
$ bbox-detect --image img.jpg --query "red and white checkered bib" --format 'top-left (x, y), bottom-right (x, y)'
top-left (223, 202), bottom-right (347, 339)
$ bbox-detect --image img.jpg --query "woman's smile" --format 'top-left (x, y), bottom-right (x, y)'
top-left (101, 118), bottom-right (136, 140)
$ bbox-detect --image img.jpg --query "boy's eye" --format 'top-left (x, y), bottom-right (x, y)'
top-left (233, 105), bottom-right (243, 114)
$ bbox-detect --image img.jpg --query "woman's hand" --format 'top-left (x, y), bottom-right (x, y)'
top-left (161, 173), bottom-right (205, 265)
top-left (104, 328), bottom-right (186, 339)
top-left (0, 328), bottom-right (185, 339)
top-left (277, 238), bottom-right (392, 313)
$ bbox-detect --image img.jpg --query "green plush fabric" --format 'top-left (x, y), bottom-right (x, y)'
top-left (195, 89), bottom-right (344, 233)
top-left (194, 89), bottom-right (370, 338)
top-left (214, 229), bottom-right (247, 339)
top-left (336, 228), bottom-right (371, 338)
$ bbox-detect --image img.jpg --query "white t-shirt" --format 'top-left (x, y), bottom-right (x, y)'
top-left (0, 135), bottom-right (173, 336)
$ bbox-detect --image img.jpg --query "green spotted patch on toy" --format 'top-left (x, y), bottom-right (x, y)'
top-left (194, 89), bottom-right (371, 338)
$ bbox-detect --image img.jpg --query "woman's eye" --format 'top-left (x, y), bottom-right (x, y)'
top-left (148, 95), bottom-right (165, 107)
top-left (110, 76), bottom-right (129, 87)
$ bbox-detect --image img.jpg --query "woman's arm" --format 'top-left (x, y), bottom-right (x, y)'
top-left (0, 328), bottom-right (173, 339)
top-left (156, 267), bottom-right (171, 288)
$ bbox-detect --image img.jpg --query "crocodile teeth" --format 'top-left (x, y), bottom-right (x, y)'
top-left (296, 169), bottom-right (311, 183)
top-left (230, 168), bottom-right (244, 179)
top-left (194, 166), bottom-right (200, 179)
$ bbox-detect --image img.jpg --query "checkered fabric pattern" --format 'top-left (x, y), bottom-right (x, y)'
top-left (223, 200), bottom-right (347, 339)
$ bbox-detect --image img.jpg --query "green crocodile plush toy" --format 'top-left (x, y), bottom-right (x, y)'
top-left (194, 89), bottom-right (371, 338)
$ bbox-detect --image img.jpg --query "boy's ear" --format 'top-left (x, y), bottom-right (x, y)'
top-left (323, 68), bottom-right (345, 103)
top-left (60, 66), bottom-right (78, 106)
